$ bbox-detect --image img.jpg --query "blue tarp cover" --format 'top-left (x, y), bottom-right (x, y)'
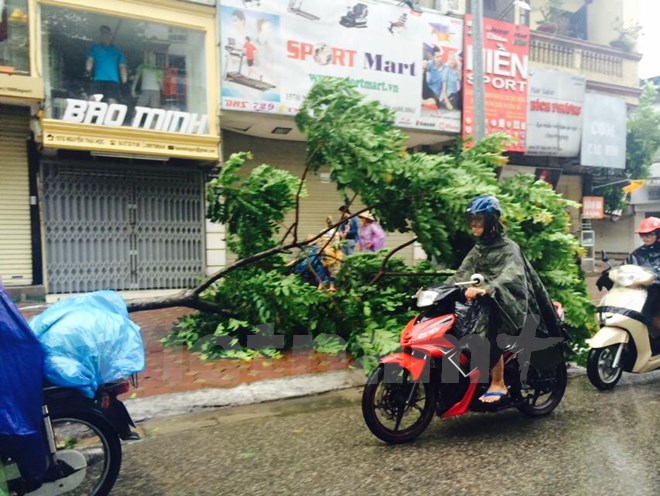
top-left (0, 282), bottom-right (48, 483)
top-left (29, 291), bottom-right (145, 399)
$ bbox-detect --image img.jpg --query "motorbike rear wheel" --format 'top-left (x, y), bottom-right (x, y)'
top-left (587, 345), bottom-right (623, 390)
top-left (48, 411), bottom-right (122, 496)
top-left (362, 365), bottom-right (436, 444)
top-left (517, 362), bottom-right (567, 417)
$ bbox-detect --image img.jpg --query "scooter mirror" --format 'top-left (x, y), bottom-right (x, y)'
top-left (470, 273), bottom-right (485, 287)
top-left (601, 250), bottom-right (608, 262)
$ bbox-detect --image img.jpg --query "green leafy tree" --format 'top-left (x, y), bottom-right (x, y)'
top-left (131, 77), bottom-right (594, 368)
top-left (603, 82), bottom-right (660, 212)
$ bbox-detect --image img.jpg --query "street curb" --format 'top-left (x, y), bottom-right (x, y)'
top-left (126, 363), bottom-right (587, 422)
top-left (125, 368), bottom-right (366, 422)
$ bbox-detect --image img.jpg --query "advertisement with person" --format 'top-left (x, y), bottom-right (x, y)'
top-left (526, 69), bottom-right (585, 157)
top-left (462, 15), bottom-right (529, 152)
top-left (219, 0), bottom-right (463, 133)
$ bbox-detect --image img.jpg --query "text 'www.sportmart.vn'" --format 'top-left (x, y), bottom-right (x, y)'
top-left (308, 74), bottom-right (399, 93)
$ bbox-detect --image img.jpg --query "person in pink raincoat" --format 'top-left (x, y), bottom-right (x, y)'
top-left (358, 211), bottom-right (386, 252)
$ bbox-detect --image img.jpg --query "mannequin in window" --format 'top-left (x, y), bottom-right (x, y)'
top-left (131, 50), bottom-right (163, 108)
top-left (85, 25), bottom-right (127, 104)
top-left (162, 63), bottom-right (179, 110)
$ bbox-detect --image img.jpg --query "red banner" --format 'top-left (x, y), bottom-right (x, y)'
top-left (582, 196), bottom-right (604, 220)
top-left (462, 15), bottom-right (530, 152)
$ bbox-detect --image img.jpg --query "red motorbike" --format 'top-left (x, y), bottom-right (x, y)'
top-left (362, 274), bottom-right (568, 444)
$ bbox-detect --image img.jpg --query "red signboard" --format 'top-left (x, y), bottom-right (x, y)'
top-left (582, 196), bottom-right (604, 220)
top-left (463, 15), bottom-right (530, 152)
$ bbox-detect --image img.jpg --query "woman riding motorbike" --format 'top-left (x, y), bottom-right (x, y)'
top-left (443, 195), bottom-right (564, 404)
top-left (625, 217), bottom-right (660, 333)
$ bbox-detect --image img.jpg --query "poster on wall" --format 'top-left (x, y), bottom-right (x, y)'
top-left (526, 69), bottom-right (585, 157)
top-left (580, 94), bottom-right (627, 169)
top-left (219, 0), bottom-right (463, 133)
top-left (462, 15), bottom-right (529, 152)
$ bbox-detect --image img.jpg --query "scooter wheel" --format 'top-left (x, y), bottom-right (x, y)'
top-left (50, 410), bottom-right (123, 495)
top-left (587, 346), bottom-right (623, 390)
top-left (361, 365), bottom-right (436, 444)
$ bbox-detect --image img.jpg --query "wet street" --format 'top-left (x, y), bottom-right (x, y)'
top-left (115, 372), bottom-right (659, 496)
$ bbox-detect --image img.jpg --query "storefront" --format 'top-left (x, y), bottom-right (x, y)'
top-left (0, 0), bottom-right (44, 293)
top-left (35, 0), bottom-right (220, 293)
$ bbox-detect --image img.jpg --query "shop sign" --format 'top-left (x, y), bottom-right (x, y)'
top-left (582, 196), bottom-right (604, 219)
top-left (525, 69), bottom-right (585, 157)
top-left (41, 120), bottom-right (219, 161)
top-left (219, 0), bottom-right (463, 133)
top-left (580, 94), bottom-right (626, 169)
top-left (462, 15), bottom-right (530, 152)
top-left (61, 99), bottom-right (209, 134)
top-left (0, 74), bottom-right (44, 100)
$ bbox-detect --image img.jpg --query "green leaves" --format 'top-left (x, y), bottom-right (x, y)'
top-left (169, 77), bottom-right (596, 369)
top-left (206, 153), bottom-right (303, 258)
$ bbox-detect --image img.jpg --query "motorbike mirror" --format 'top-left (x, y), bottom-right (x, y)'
top-left (601, 250), bottom-right (608, 262)
top-left (470, 274), bottom-right (485, 287)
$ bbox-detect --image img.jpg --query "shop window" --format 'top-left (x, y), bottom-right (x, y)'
top-left (41, 5), bottom-right (209, 134)
top-left (0, 0), bottom-right (29, 74)
top-left (648, 188), bottom-right (660, 201)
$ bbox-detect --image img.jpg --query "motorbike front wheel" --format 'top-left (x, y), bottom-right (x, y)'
top-left (362, 365), bottom-right (436, 444)
top-left (587, 345), bottom-right (623, 390)
top-left (48, 411), bottom-right (123, 496)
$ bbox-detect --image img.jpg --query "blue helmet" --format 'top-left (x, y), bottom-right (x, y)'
top-left (467, 195), bottom-right (502, 217)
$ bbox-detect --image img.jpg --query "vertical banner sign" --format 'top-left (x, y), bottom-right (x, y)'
top-left (580, 94), bottom-right (627, 169)
top-left (219, 0), bottom-right (463, 133)
top-left (526, 69), bottom-right (585, 157)
top-left (582, 196), bottom-right (604, 220)
top-left (463, 15), bottom-right (529, 152)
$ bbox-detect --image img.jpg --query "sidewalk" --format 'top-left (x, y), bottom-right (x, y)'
top-left (18, 303), bottom-right (363, 420)
top-left (17, 271), bottom-right (604, 418)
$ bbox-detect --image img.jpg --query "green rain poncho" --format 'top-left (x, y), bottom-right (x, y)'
top-left (445, 233), bottom-right (564, 358)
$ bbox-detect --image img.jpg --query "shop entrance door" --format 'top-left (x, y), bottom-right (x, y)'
top-left (41, 161), bottom-right (205, 294)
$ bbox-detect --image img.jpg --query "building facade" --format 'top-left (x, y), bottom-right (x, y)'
top-left (216, 0), bottom-right (642, 268)
top-left (0, 0), bottom-right (644, 297)
top-left (0, 0), bottom-right (44, 296)
top-left (1, 0), bottom-right (221, 298)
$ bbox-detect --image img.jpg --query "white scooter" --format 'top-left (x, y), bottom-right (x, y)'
top-left (587, 253), bottom-right (660, 390)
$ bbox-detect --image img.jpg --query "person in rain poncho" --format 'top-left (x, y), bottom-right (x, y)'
top-left (443, 195), bottom-right (564, 405)
top-left (624, 216), bottom-right (660, 333)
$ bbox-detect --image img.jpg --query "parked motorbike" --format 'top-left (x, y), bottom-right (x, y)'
top-left (2, 377), bottom-right (137, 496)
top-left (362, 274), bottom-right (568, 444)
top-left (587, 253), bottom-right (660, 390)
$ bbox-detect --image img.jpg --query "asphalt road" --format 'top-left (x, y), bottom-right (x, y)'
top-left (114, 371), bottom-right (659, 496)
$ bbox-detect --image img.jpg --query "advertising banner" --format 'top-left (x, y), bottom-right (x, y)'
top-left (462, 15), bottom-right (529, 152)
top-left (526, 69), bottom-right (585, 157)
top-left (580, 94), bottom-right (627, 169)
top-left (219, 0), bottom-right (463, 133)
top-left (581, 196), bottom-right (604, 220)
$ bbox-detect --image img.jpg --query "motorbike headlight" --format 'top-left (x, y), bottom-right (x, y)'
top-left (416, 290), bottom-right (439, 308)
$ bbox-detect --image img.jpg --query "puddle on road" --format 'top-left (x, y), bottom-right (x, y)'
top-left (135, 387), bottom-right (363, 437)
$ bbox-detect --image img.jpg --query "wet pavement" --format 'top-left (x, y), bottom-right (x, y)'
top-left (114, 371), bottom-right (659, 496)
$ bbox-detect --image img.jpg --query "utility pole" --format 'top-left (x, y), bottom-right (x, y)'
top-left (471, 0), bottom-right (486, 141)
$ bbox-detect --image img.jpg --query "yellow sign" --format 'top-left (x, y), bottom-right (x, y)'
top-left (41, 119), bottom-right (220, 161)
top-left (0, 74), bottom-right (44, 100)
top-left (622, 180), bottom-right (646, 194)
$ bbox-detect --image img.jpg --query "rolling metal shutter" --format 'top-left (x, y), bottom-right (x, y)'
top-left (42, 161), bottom-right (205, 294)
top-left (0, 106), bottom-right (32, 286)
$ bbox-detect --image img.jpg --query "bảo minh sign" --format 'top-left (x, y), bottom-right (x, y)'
top-left (61, 98), bottom-right (209, 135)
